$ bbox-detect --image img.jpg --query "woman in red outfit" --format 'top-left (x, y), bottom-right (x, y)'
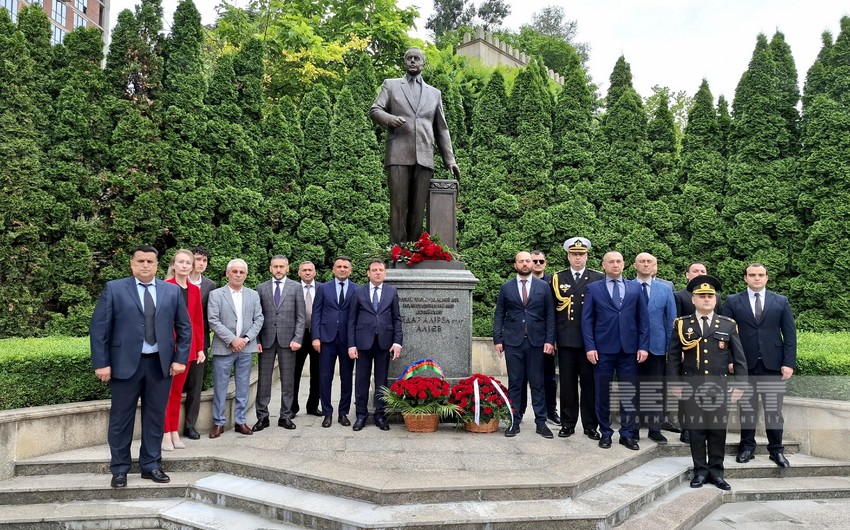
top-left (163, 249), bottom-right (206, 450)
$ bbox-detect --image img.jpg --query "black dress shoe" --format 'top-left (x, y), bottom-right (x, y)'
top-left (690, 474), bottom-right (707, 488)
top-left (504, 424), bottom-right (520, 437)
top-left (662, 421), bottom-right (682, 433)
top-left (584, 428), bottom-right (602, 441)
top-left (680, 430), bottom-right (691, 444)
top-left (141, 469), bottom-right (170, 483)
top-left (375, 417), bottom-right (390, 431)
top-left (307, 409), bottom-right (323, 417)
top-left (536, 424), bottom-right (554, 439)
top-left (558, 427), bottom-right (575, 438)
top-left (547, 413), bottom-right (561, 425)
top-left (648, 431), bottom-right (668, 445)
top-left (619, 437), bottom-right (640, 450)
top-left (736, 448), bottom-right (755, 463)
top-left (599, 435), bottom-right (613, 448)
top-left (183, 427), bottom-right (201, 440)
top-left (711, 476), bottom-right (732, 490)
top-left (770, 453), bottom-right (790, 468)
top-left (352, 419), bottom-right (366, 431)
top-left (252, 418), bottom-right (270, 432)
top-left (111, 473), bottom-right (127, 488)
top-left (278, 418), bottom-right (296, 430)
top-left (321, 415), bottom-right (332, 428)
top-left (338, 414), bottom-right (351, 426)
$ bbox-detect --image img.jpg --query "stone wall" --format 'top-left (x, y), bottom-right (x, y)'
top-left (456, 27), bottom-right (564, 85)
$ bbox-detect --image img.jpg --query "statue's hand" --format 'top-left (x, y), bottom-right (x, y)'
top-left (450, 163), bottom-right (461, 179)
top-left (389, 115), bottom-right (406, 128)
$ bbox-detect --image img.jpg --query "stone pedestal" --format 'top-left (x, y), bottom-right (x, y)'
top-left (385, 266), bottom-right (478, 380)
top-left (427, 179), bottom-right (458, 249)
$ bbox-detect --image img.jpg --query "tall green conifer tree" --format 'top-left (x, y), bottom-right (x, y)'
top-left (721, 34), bottom-right (800, 292)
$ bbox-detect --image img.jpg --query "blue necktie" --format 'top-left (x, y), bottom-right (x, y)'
top-left (641, 282), bottom-right (649, 304)
top-left (372, 287), bottom-right (380, 311)
top-left (612, 279), bottom-right (621, 309)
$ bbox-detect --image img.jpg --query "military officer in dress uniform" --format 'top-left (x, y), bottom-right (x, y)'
top-left (551, 237), bottom-right (605, 440)
top-left (667, 275), bottom-right (748, 491)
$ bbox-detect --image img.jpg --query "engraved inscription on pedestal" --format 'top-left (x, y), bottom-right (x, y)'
top-left (386, 268), bottom-right (478, 380)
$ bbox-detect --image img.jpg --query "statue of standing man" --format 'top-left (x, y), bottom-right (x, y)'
top-left (370, 48), bottom-right (460, 245)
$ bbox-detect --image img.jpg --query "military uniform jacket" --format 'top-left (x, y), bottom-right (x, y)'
top-left (551, 268), bottom-right (604, 349)
top-left (666, 313), bottom-right (748, 385)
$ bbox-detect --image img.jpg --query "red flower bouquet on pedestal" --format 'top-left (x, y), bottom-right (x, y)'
top-left (388, 232), bottom-right (458, 266)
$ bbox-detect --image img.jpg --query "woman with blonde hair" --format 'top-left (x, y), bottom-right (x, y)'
top-left (162, 249), bottom-right (206, 450)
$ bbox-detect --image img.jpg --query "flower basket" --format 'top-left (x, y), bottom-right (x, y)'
top-left (403, 413), bottom-right (440, 433)
top-left (381, 368), bottom-right (460, 432)
top-left (450, 374), bottom-right (512, 431)
top-left (463, 418), bottom-right (499, 433)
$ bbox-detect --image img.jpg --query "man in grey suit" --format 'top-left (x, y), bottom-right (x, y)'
top-left (253, 255), bottom-right (306, 432)
top-left (370, 47), bottom-right (460, 244)
top-left (207, 258), bottom-right (264, 438)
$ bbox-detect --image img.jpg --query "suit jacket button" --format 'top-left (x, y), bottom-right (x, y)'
top-left (704, 370), bottom-right (709, 374)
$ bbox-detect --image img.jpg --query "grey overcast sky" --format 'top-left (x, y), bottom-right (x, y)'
top-left (110, 0), bottom-right (849, 101)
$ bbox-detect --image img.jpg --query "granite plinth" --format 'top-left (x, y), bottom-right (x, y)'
top-left (385, 267), bottom-right (478, 380)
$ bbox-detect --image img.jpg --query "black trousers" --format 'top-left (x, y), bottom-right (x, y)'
top-left (558, 345), bottom-right (597, 430)
top-left (637, 353), bottom-right (666, 432)
top-left (739, 359), bottom-right (785, 454)
top-left (682, 377), bottom-right (731, 479)
top-left (354, 338), bottom-right (391, 421)
top-left (181, 351), bottom-right (206, 431)
top-left (108, 354), bottom-right (171, 475)
top-left (293, 329), bottom-right (321, 414)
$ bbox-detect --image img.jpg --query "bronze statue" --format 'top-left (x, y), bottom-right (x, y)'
top-left (370, 48), bottom-right (460, 244)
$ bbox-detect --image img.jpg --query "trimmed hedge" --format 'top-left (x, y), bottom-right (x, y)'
top-left (0, 333), bottom-right (847, 410)
top-left (0, 336), bottom-right (215, 410)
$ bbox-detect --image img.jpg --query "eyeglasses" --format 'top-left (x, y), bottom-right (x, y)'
top-left (532, 259), bottom-right (545, 264)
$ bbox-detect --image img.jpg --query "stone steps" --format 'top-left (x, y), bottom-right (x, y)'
top-left (1, 453), bottom-right (846, 530)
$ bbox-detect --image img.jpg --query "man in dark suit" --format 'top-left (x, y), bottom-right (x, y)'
top-left (551, 237), bottom-right (604, 440)
top-left (582, 251), bottom-right (650, 450)
top-left (347, 260), bottom-right (403, 431)
top-left (311, 256), bottom-right (360, 428)
top-left (632, 253), bottom-right (676, 445)
top-left (370, 47), bottom-right (460, 244)
top-left (294, 261), bottom-right (322, 416)
top-left (253, 256), bottom-right (306, 432)
top-left (493, 251), bottom-right (557, 439)
top-left (724, 263), bottom-right (797, 468)
top-left (90, 246), bottom-right (192, 488)
top-left (183, 247), bottom-right (216, 440)
top-left (530, 250), bottom-right (559, 426)
top-left (667, 275), bottom-right (748, 491)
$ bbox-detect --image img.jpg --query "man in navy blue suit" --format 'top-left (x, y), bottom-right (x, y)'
top-left (724, 263), bottom-right (796, 468)
top-left (90, 246), bottom-right (192, 488)
top-left (582, 251), bottom-right (650, 450)
top-left (348, 260), bottom-right (403, 431)
top-left (632, 252), bottom-right (676, 445)
top-left (493, 251), bottom-right (557, 439)
top-left (311, 256), bottom-right (359, 428)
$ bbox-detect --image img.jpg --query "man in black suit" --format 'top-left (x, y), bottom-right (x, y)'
top-left (90, 246), bottom-right (192, 488)
top-left (183, 247), bottom-right (216, 440)
top-left (551, 237), bottom-right (604, 440)
top-left (312, 256), bottom-right (359, 428)
top-left (724, 263), bottom-right (797, 468)
top-left (530, 249), bottom-right (559, 426)
top-left (347, 260), bottom-right (403, 431)
top-left (493, 251), bottom-right (557, 439)
top-left (294, 261), bottom-right (322, 417)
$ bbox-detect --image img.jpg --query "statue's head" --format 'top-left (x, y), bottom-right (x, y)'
top-left (404, 48), bottom-right (425, 77)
